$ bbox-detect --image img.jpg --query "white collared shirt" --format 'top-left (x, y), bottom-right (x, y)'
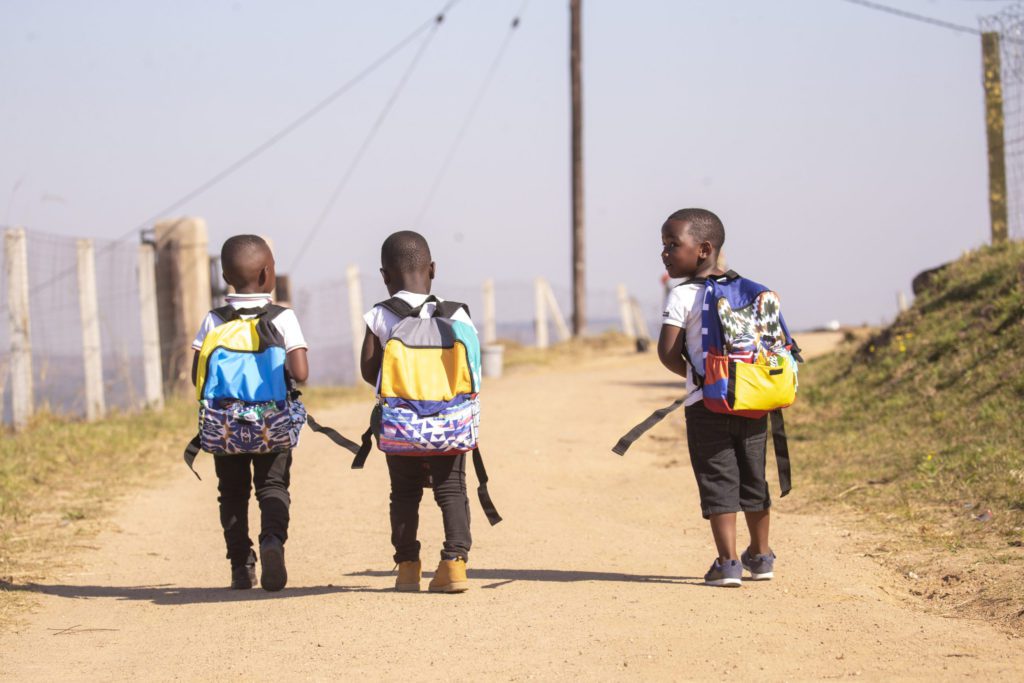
top-left (191, 293), bottom-right (308, 352)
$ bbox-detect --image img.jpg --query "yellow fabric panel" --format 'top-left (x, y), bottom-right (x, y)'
top-left (380, 341), bottom-right (474, 401)
top-left (731, 358), bottom-right (796, 412)
top-left (195, 319), bottom-right (261, 400)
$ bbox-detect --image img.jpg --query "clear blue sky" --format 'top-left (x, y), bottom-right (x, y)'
top-left (1, 0), bottom-right (1018, 329)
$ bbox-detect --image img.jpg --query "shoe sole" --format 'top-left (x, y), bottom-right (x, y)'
top-left (395, 583), bottom-right (421, 592)
top-left (429, 581), bottom-right (469, 593)
top-left (741, 563), bottom-right (774, 580)
top-left (261, 545), bottom-right (287, 592)
top-left (704, 578), bottom-right (742, 587)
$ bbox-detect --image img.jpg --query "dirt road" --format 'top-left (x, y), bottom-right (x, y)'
top-left (1, 348), bottom-right (1021, 680)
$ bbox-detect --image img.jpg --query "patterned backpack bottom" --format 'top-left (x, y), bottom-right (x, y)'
top-left (379, 396), bottom-right (479, 456)
top-left (199, 398), bottom-right (307, 455)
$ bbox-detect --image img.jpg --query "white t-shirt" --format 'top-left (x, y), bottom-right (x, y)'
top-left (363, 290), bottom-right (477, 347)
top-left (662, 282), bottom-right (705, 407)
top-left (192, 293), bottom-right (308, 352)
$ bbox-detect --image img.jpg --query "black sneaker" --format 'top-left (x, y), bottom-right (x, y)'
top-left (260, 536), bottom-right (287, 592)
top-left (230, 551), bottom-right (257, 590)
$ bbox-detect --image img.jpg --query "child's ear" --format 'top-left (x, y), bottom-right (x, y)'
top-left (428, 262), bottom-right (436, 280)
top-left (258, 266), bottom-right (268, 287)
top-left (380, 267), bottom-right (392, 285)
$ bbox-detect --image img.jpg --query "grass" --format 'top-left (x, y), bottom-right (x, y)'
top-left (787, 240), bottom-right (1024, 631)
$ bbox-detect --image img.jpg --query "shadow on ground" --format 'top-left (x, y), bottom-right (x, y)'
top-left (0, 582), bottom-right (371, 605)
top-left (347, 568), bottom-right (703, 589)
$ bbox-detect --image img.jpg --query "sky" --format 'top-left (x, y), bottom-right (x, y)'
top-left (2, 0), bottom-right (1020, 330)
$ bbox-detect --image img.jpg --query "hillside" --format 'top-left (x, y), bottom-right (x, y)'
top-left (789, 240), bottom-right (1024, 630)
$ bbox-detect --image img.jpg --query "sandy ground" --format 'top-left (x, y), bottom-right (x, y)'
top-left (1, 343), bottom-right (1022, 681)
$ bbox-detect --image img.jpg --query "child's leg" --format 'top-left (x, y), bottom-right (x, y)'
top-left (685, 404), bottom-right (742, 561)
top-left (213, 455), bottom-right (255, 565)
top-left (428, 454), bottom-right (471, 561)
top-left (386, 455), bottom-right (426, 563)
top-left (251, 450), bottom-right (293, 545)
top-left (743, 510), bottom-right (770, 556)
top-left (709, 513), bottom-right (738, 561)
top-left (736, 415), bottom-right (771, 555)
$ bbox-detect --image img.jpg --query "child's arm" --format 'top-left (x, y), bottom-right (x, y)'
top-left (286, 348), bottom-right (309, 383)
top-left (359, 326), bottom-right (383, 386)
top-left (657, 324), bottom-right (689, 378)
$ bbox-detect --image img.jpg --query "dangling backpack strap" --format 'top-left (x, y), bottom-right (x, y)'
top-left (611, 397), bottom-right (687, 455)
top-left (351, 404), bottom-right (382, 469)
top-left (184, 433), bottom-right (203, 481)
top-left (306, 414), bottom-right (361, 455)
top-left (471, 447), bottom-right (502, 525)
top-left (770, 410), bottom-right (792, 497)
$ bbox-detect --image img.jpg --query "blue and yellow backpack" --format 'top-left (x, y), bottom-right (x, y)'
top-left (184, 303), bottom-right (359, 478)
top-left (613, 271), bottom-right (802, 495)
top-left (351, 295), bottom-right (501, 525)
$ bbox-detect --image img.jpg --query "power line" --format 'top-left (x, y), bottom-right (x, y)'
top-left (28, 2), bottom-right (455, 295)
top-left (289, 6), bottom-right (455, 271)
top-left (414, 1), bottom-right (530, 227)
top-left (838, 0), bottom-right (983, 35)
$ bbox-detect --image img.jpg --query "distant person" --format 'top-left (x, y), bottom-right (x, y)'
top-left (656, 208), bottom-right (798, 587)
top-left (358, 230), bottom-right (499, 593)
top-left (189, 235), bottom-right (309, 591)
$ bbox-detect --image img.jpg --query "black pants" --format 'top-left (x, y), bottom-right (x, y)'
top-left (386, 454), bottom-right (471, 563)
top-left (214, 450), bottom-right (293, 566)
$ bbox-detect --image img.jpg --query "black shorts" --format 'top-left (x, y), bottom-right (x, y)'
top-left (684, 401), bottom-right (770, 519)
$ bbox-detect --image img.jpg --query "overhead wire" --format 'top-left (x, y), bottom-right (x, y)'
top-left (289, 4), bottom-right (457, 271)
top-left (413, 0), bottom-right (530, 228)
top-left (28, 1), bottom-right (457, 295)
top-left (838, 0), bottom-right (983, 34)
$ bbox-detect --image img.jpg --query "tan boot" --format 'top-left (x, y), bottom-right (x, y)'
top-left (428, 558), bottom-right (469, 593)
top-left (395, 560), bottom-right (422, 592)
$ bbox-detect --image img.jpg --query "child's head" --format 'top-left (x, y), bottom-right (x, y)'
top-left (221, 234), bottom-right (275, 294)
top-left (661, 208), bottom-right (725, 279)
top-left (380, 230), bottom-right (435, 295)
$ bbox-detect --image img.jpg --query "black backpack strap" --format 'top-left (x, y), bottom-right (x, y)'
top-left (351, 404), bottom-right (382, 469)
top-left (471, 447), bottom-right (502, 526)
top-left (212, 304), bottom-right (241, 323)
top-left (263, 303), bottom-right (288, 322)
top-left (770, 410), bottom-right (792, 497)
top-left (612, 397), bottom-right (688, 455)
top-left (376, 297), bottom-right (418, 319)
top-left (184, 433), bottom-right (203, 481)
top-left (306, 413), bottom-right (361, 455)
top-left (679, 344), bottom-right (704, 390)
top-left (435, 300), bottom-right (470, 319)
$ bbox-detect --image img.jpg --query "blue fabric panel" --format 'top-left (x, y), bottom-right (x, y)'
top-left (384, 394), bottom-right (470, 417)
top-left (202, 346), bottom-right (288, 402)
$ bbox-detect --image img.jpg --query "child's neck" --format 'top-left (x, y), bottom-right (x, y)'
top-left (232, 285), bottom-right (269, 295)
top-left (695, 256), bottom-right (726, 279)
top-left (390, 276), bottom-right (431, 296)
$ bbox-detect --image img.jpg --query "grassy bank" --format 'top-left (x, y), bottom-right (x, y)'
top-left (788, 240), bottom-right (1024, 631)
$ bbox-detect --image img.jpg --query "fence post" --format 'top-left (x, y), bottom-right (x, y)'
top-left (5, 227), bottom-right (33, 430)
top-left (542, 280), bottom-right (572, 342)
top-left (137, 242), bottom-right (165, 410)
top-left (617, 284), bottom-right (635, 338)
top-left (982, 31), bottom-right (1009, 244)
top-left (630, 298), bottom-right (651, 343)
top-left (534, 277), bottom-right (549, 349)
top-left (346, 265), bottom-right (364, 385)
top-left (77, 239), bottom-right (106, 420)
top-left (154, 218), bottom-right (211, 395)
top-left (482, 278), bottom-right (497, 345)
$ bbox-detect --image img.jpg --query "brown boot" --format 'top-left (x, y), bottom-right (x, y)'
top-left (428, 558), bottom-right (469, 593)
top-left (395, 560), bottom-right (422, 592)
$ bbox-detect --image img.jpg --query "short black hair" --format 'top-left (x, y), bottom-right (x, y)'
top-left (381, 230), bottom-right (431, 273)
top-left (666, 208), bottom-right (725, 250)
top-left (221, 234), bottom-right (271, 284)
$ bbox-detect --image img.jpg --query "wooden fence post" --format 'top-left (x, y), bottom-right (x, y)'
top-left (534, 277), bottom-right (549, 349)
top-left (542, 280), bottom-right (572, 343)
top-left (5, 227), bottom-right (33, 430)
top-left (630, 298), bottom-right (651, 343)
top-left (137, 242), bottom-right (164, 410)
top-left (482, 278), bottom-right (497, 345)
top-left (346, 265), bottom-right (364, 385)
top-left (77, 239), bottom-right (106, 420)
top-left (617, 284), bottom-right (635, 338)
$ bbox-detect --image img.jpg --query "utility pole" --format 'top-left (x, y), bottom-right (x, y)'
top-left (570, 0), bottom-right (586, 334)
top-left (982, 31), bottom-right (1009, 244)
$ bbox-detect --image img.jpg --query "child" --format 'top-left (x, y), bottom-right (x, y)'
top-left (657, 209), bottom-right (776, 587)
top-left (359, 230), bottom-right (476, 593)
top-left (191, 234), bottom-right (309, 591)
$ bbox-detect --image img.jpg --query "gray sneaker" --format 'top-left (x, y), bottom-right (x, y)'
top-left (703, 558), bottom-right (742, 587)
top-left (741, 548), bottom-right (776, 580)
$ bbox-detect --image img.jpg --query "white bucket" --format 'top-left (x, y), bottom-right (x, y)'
top-left (481, 344), bottom-right (505, 379)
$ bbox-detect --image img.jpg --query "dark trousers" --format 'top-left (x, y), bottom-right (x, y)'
top-left (213, 450), bottom-right (293, 566)
top-left (386, 454), bottom-right (471, 563)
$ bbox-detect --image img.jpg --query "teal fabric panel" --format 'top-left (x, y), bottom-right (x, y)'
top-left (452, 319), bottom-right (482, 392)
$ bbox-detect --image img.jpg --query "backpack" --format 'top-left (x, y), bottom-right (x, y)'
top-left (350, 295), bottom-right (502, 525)
top-left (184, 303), bottom-right (361, 478)
top-left (612, 271), bottom-right (803, 495)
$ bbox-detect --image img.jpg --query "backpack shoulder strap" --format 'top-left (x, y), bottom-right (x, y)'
top-left (263, 303), bottom-right (288, 322)
top-left (211, 304), bottom-right (240, 324)
top-left (435, 300), bottom-right (470, 320)
top-left (376, 297), bottom-right (417, 319)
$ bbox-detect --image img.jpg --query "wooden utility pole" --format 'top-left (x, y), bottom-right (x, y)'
top-left (570, 0), bottom-right (585, 334)
top-left (982, 31), bottom-right (1009, 244)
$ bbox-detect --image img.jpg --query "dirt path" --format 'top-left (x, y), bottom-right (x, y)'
top-left (2, 348), bottom-right (1021, 680)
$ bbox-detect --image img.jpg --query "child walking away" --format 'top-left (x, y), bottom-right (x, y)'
top-left (613, 209), bottom-right (801, 587)
top-left (357, 230), bottom-right (501, 594)
top-left (185, 234), bottom-right (309, 592)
